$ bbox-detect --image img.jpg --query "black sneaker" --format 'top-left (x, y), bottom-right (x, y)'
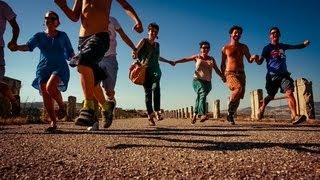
top-left (102, 101), bottom-right (116, 128)
top-left (227, 114), bottom-right (235, 125)
top-left (75, 109), bottom-right (98, 126)
top-left (292, 115), bottom-right (307, 125)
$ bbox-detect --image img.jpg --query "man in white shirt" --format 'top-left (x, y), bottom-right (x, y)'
top-left (98, 16), bottom-right (137, 129)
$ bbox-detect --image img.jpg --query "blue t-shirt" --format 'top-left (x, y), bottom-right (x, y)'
top-left (261, 43), bottom-right (290, 75)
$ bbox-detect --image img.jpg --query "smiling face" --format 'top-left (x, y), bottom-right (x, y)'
top-left (200, 44), bottom-right (210, 55)
top-left (44, 12), bottom-right (59, 31)
top-left (269, 29), bottom-right (280, 44)
top-left (148, 27), bottom-right (158, 41)
top-left (231, 29), bottom-right (242, 42)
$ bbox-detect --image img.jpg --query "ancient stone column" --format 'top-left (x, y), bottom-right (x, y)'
top-left (250, 89), bottom-right (263, 120)
top-left (294, 78), bottom-right (315, 119)
top-left (213, 100), bottom-right (220, 119)
top-left (186, 107), bottom-right (189, 118)
top-left (190, 106), bottom-right (194, 118)
top-left (66, 96), bottom-right (77, 121)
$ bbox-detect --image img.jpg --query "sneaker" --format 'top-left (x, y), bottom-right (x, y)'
top-left (200, 115), bottom-right (209, 122)
top-left (292, 115), bottom-right (307, 125)
top-left (191, 114), bottom-right (197, 124)
top-left (56, 104), bottom-right (67, 120)
top-left (87, 121), bottom-right (99, 131)
top-left (75, 108), bottom-right (98, 126)
top-left (102, 101), bottom-right (116, 128)
top-left (227, 114), bottom-right (235, 125)
top-left (44, 125), bottom-right (57, 133)
top-left (148, 113), bottom-right (156, 126)
top-left (155, 111), bottom-right (164, 121)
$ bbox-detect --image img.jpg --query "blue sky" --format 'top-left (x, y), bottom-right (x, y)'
top-left (3, 0), bottom-right (320, 111)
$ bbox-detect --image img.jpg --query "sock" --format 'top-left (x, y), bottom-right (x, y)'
top-left (100, 101), bottom-right (110, 111)
top-left (83, 99), bottom-right (95, 110)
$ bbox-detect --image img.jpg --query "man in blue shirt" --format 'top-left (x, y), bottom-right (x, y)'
top-left (256, 27), bottom-right (310, 124)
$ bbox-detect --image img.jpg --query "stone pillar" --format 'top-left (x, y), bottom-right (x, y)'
top-left (182, 108), bottom-right (185, 119)
top-left (294, 78), bottom-right (315, 119)
top-left (250, 89), bottom-right (263, 120)
top-left (176, 110), bottom-right (179, 118)
top-left (66, 96), bottom-right (77, 121)
top-left (178, 109), bottom-right (182, 119)
top-left (186, 107), bottom-right (189, 118)
top-left (213, 100), bottom-right (220, 119)
top-left (190, 106), bottom-right (194, 118)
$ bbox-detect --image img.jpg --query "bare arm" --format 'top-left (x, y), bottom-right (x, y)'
top-left (159, 57), bottom-right (174, 66)
top-left (243, 44), bottom-right (255, 63)
top-left (256, 56), bottom-right (264, 65)
top-left (212, 59), bottom-right (226, 82)
top-left (221, 47), bottom-right (227, 75)
top-left (174, 55), bottom-right (197, 64)
top-left (116, 28), bottom-right (136, 51)
top-left (54, 0), bottom-right (82, 22)
top-left (16, 44), bottom-right (30, 52)
top-left (7, 18), bottom-right (20, 51)
top-left (117, 0), bottom-right (143, 33)
top-left (285, 40), bottom-right (310, 49)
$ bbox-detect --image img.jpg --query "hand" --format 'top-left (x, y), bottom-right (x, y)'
top-left (221, 76), bottom-right (226, 83)
top-left (304, 40), bottom-right (310, 46)
top-left (250, 55), bottom-right (259, 63)
top-left (132, 50), bottom-right (138, 59)
top-left (7, 41), bottom-right (17, 51)
top-left (169, 61), bottom-right (176, 66)
top-left (133, 23), bottom-right (143, 33)
top-left (54, 0), bottom-right (67, 8)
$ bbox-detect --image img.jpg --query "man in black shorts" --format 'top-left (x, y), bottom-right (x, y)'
top-left (256, 27), bottom-right (310, 124)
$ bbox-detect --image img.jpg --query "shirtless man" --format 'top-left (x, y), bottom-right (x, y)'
top-left (55, 0), bottom-right (143, 127)
top-left (221, 25), bottom-right (258, 125)
top-left (256, 27), bottom-right (310, 125)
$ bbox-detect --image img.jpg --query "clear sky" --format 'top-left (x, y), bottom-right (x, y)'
top-left (2, 0), bottom-right (320, 111)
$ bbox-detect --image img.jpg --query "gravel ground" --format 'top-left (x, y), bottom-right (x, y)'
top-left (1, 118), bottom-right (320, 179)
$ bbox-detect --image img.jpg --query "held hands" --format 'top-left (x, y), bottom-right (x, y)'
top-left (133, 23), bottom-right (143, 33)
top-left (132, 50), bottom-right (138, 59)
top-left (250, 54), bottom-right (259, 63)
top-left (304, 40), bottom-right (310, 47)
top-left (7, 41), bottom-right (18, 51)
top-left (168, 61), bottom-right (176, 66)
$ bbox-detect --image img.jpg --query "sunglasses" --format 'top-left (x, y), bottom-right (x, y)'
top-left (201, 46), bottom-right (210, 49)
top-left (270, 31), bottom-right (279, 35)
top-left (45, 16), bottom-right (57, 21)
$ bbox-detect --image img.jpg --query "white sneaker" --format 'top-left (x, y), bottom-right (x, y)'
top-left (87, 121), bottom-right (99, 131)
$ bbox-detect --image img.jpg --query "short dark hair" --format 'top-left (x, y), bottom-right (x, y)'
top-left (269, 27), bottom-right (281, 36)
top-left (229, 25), bottom-right (243, 34)
top-left (199, 41), bottom-right (210, 48)
top-left (47, 11), bottom-right (59, 20)
top-left (148, 22), bottom-right (159, 32)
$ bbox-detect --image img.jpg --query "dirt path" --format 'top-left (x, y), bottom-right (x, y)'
top-left (1, 118), bottom-right (320, 179)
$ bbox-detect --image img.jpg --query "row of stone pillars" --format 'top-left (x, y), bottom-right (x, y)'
top-left (250, 78), bottom-right (315, 120)
top-left (162, 100), bottom-right (221, 119)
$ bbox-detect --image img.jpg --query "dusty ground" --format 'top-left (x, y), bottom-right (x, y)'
top-left (1, 118), bottom-right (320, 179)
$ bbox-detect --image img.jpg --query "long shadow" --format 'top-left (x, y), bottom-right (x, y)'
top-left (0, 129), bottom-right (249, 138)
top-left (107, 141), bottom-right (320, 154)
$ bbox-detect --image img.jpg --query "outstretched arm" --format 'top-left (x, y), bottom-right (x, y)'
top-left (15, 44), bottom-right (30, 52)
top-left (54, 0), bottom-right (82, 22)
top-left (221, 47), bottom-right (227, 75)
top-left (243, 44), bottom-right (257, 63)
top-left (285, 40), bottom-right (310, 49)
top-left (116, 28), bottom-right (137, 51)
top-left (117, 0), bottom-right (143, 33)
top-left (212, 59), bottom-right (226, 82)
top-left (159, 57), bottom-right (175, 66)
top-left (7, 18), bottom-right (20, 51)
top-left (174, 55), bottom-right (197, 65)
